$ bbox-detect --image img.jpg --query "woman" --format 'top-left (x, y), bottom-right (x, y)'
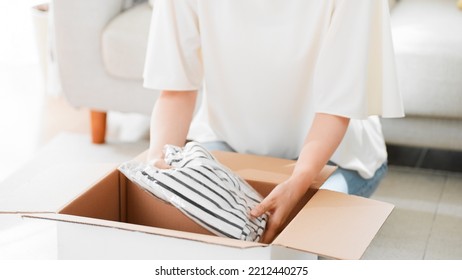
top-left (143, 0), bottom-right (404, 243)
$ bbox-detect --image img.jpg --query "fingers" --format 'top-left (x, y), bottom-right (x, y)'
top-left (261, 211), bottom-right (285, 243)
top-left (149, 158), bottom-right (172, 169)
top-left (250, 198), bottom-right (280, 243)
top-left (251, 188), bottom-right (281, 217)
top-left (261, 219), bottom-right (277, 243)
top-left (250, 190), bottom-right (289, 243)
top-left (250, 202), bottom-right (268, 218)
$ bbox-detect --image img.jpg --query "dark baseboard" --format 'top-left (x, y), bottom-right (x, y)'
top-left (386, 144), bottom-right (462, 173)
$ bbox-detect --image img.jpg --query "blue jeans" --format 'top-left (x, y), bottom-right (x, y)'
top-left (201, 141), bottom-right (387, 198)
top-left (321, 161), bottom-right (387, 198)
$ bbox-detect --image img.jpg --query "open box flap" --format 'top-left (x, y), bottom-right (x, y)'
top-left (236, 169), bottom-right (290, 187)
top-left (273, 189), bottom-right (394, 260)
top-left (213, 151), bottom-right (336, 189)
top-left (0, 163), bottom-right (118, 213)
top-left (213, 151), bottom-right (296, 175)
top-left (235, 167), bottom-right (336, 191)
top-left (23, 213), bottom-right (266, 250)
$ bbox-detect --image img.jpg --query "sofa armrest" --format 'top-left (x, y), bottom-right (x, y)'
top-left (50, 0), bottom-right (126, 108)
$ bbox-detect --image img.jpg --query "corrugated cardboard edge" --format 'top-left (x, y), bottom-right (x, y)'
top-left (273, 190), bottom-right (394, 260)
top-left (22, 213), bottom-right (266, 250)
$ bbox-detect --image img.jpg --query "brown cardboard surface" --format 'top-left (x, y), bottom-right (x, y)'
top-left (58, 167), bottom-right (215, 237)
top-left (213, 151), bottom-right (336, 190)
top-left (213, 151), bottom-right (296, 175)
top-left (273, 189), bottom-right (394, 260)
top-left (124, 178), bottom-right (214, 236)
top-left (60, 169), bottom-right (120, 222)
top-left (235, 169), bottom-right (290, 197)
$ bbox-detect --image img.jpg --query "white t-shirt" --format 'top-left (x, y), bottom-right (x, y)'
top-left (143, 0), bottom-right (404, 179)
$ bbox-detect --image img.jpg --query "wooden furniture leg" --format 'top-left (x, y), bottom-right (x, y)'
top-left (90, 110), bottom-right (107, 144)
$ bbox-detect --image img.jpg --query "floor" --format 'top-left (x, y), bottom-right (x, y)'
top-left (1, 1), bottom-right (462, 260)
top-left (365, 165), bottom-right (462, 259)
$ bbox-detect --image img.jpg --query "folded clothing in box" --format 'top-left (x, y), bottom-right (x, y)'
top-left (118, 141), bottom-right (268, 242)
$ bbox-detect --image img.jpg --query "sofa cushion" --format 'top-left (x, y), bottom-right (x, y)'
top-left (382, 116), bottom-right (462, 150)
top-left (392, 0), bottom-right (462, 118)
top-left (102, 2), bottom-right (151, 80)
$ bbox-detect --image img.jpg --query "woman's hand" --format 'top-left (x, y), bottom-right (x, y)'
top-left (250, 176), bottom-right (306, 243)
top-left (149, 158), bottom-right (172, 169)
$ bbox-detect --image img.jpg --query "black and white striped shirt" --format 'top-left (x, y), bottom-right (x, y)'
top-left (119, 141), bottom-right (267, 242)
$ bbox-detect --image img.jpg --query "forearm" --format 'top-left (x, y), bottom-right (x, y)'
top-left (250, 113), bottom-right (349, 242)
top-left (147, 90), bottom-right (197, 161)
top-left (289, 113), bottom-right (350, 197)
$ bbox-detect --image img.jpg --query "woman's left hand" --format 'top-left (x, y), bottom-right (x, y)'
top-left (250, 178), bottom-right (304, 243)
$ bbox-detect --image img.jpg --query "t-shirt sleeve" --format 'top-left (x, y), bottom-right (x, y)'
top-left (143, 0), bottom-right (203, 90)
top-left (313, 0), bottom-right (404, 119)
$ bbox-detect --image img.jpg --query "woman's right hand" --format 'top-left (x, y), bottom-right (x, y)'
top-left (147, 90), bottom-right (198, 170)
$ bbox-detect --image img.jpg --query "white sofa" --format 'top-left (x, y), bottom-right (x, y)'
top-left (51, 0), bottom-right (157, 143)
top-left (381, 0), bottom-right (462, 151)
top-left (51, 0), bottom-right (462, 150)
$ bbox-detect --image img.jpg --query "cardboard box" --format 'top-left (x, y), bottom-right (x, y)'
top-left (0, 151), bottom-right (393, 260)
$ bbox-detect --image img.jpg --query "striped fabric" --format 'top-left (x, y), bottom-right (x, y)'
top-left (118, 142), bottom-right (267, 242)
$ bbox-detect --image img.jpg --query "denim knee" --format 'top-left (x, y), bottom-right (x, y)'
top-left (321, 162), bottom-right (388, 198)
